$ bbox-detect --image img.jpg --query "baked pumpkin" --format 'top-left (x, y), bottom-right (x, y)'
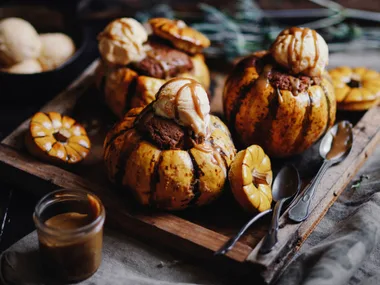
top-left (329, 66), bottom-right (380, 111)
top-left (223, 27), bottom-right (336, 157)
top-left (96, 17), bottom-right (210, 118)
top-left (25, 112), bottom-right (91, 164)
top-left (229, 145), bottom-right (272, 213)
top-left (103, 78), bottom-right (235, 210)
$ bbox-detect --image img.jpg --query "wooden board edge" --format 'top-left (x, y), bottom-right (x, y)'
top-left (0, 143), bottom-right (253, 263)
top-left (2, 60), bottom-right (100, 147)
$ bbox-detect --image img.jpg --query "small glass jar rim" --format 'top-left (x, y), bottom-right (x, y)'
top-left (34, 188), bottom-right (105, 237)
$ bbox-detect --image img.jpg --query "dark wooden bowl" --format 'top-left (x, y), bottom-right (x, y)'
top-left (0, 4), bottom-right (88, 104)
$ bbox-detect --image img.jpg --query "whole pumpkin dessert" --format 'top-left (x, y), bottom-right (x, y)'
top-left (104, 78), bottom-right (236, 210)
top-left (223, 27), bottom-right (336, 157)
top-left (96, 18), bottom-right (210, 118)
top-left (329, 66), bottom-right (380, 111)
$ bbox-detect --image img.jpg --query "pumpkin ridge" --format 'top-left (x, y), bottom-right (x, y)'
top-left (30, 121), bottom-right (50, 129)
top-left (187, 150), bottom-right (201, 206)
top-left (114, 131), bottom-right (141, 186)
top-left (71, 141), bottom-right (90, 151)
top-left (292, 90), bottom-right (312, 153)
top-left (104, 128), bottom-right (131, 150)
top-left (251, 88), bottom-right (279, 147)
top-left (149, 152), bottom-right (163, 206)
top-left (48, 141), bottom-right (58, 155)
top-left (321, 82), bottom-right (332, 135)
top-left (65, 144), bottom-right (82, 159)
top-left (230, 79), bottom-right (258, 140)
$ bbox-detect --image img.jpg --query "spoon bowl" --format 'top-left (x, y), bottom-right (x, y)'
top-left (259, 165), bottom-right (300, 253)
top-left (319, 120), bottom-right (353, 162)
top-left (272, 165), bottom-right (301, 202)
top-left (215, 165), bottom-right (300, 256)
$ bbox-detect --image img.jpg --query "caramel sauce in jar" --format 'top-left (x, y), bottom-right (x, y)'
top-left (34, 189), bottom-right (105, 283)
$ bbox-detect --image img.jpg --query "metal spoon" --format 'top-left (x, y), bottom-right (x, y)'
top-left (259, 165), bottom-right (301, 254)
top-left (288, 121), bottom-right (353, 223)
top-left (214, 165), bottom-right (300, 256)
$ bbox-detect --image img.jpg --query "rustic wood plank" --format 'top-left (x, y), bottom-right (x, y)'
top-left (0, 143), bottom-right (252, 263)
top-left (247, 106), bottom-right (380, 283)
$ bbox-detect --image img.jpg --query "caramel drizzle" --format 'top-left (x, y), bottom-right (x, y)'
top-left (311, 30), bottom-right (320, 69)
top-left (173, 78), bottom-right (205, 123)
top-left (193, 141), bottom-right (225, 168)
top-left (119, 20), bottom-right (142, 53)
top-left (285, 27), bottom-right (320, 73)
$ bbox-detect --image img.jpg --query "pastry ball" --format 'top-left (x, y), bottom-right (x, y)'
top-left (4, 59), bottom-right (42, 74)
top-left (271, 27), bottom-right (328, 77)
top-left (0, 18), bottom-right (42, 66)
top-left (98, 18), bottom-right (148, 66)
top-left (38, 33), bottom-right (76, 71)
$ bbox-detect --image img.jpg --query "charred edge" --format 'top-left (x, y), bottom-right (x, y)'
top-left (114, 134), bottom-right (141, 187)
top-left (227, 56), bottom-right (264, 138)
top-left (105, 114), bottom-right (141, 150)
top-left (293, 91), bottom-right (312, 152)
top-left (229, 80), bottom-right (257, 141)
top-left (149, 152), bottom-right (163, 206)
top-left (187, 150), bottom-right (202, 207)
top-left (104, 128), bottom-right (129, 150)
top-left (124, 76), bottom-right (138, 114)
top-left (133, 103), bottom-right (154, 128)
top-left (252, 89), bottom-right (279, 147)
top-left (321, 82), bottom-right (332, 135)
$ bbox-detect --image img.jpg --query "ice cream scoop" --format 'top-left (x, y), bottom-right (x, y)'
top-left (153, 78), bottom-right (210, 138)
top-left (0, 18), bottom-right (41, 66)
top-left (4, 59), bottom-right (42, 74)
top-left (38, 33), bottom-right (75, 71)
top-left (270, 27), bottom-right (328, 77)
top-left (98, 18), bottom-right (148, 66)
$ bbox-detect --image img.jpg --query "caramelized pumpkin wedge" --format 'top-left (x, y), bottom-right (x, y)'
top-left (25, 112), bottom-right (91, 164)
top-left (229, 145), bottom-right (273, 213)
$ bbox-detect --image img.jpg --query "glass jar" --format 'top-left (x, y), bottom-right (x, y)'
top-left (33, 189), bottom-right (105, 282)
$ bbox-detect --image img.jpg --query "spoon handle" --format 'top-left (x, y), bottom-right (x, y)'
top-left (288, 161), bottom-right (331, 223)
top-left (259, 198), bottom-right (286, 254)
top-left (214, 209), bottom-right (272, 256)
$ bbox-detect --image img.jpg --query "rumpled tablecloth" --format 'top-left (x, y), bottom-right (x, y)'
top-left (1, 50), bottom-right (379, 285)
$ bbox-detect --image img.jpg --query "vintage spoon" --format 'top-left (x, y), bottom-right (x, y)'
top-left (259, 165), bottom-right (301, 254)
top-left (214, 165), bottom-right (300, 256)
top-left (288, 121), bottom-right (353, 223)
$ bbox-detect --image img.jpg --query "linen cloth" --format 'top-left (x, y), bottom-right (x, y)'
top-left (1, 51), bottom-right (379, 285)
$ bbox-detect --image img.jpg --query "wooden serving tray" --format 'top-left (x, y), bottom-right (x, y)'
top-left (0, 60), bottom-right (379, 284)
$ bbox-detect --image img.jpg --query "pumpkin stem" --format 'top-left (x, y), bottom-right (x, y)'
top-left (252, 169), bottom-right (270, 187)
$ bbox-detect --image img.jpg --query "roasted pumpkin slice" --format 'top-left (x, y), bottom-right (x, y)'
top-left (329, 66), bottom-right (380, 111)
top-left (229, 145), bottom-right (273, 213)
top-left (25, 112), bottom-right (91, 164)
